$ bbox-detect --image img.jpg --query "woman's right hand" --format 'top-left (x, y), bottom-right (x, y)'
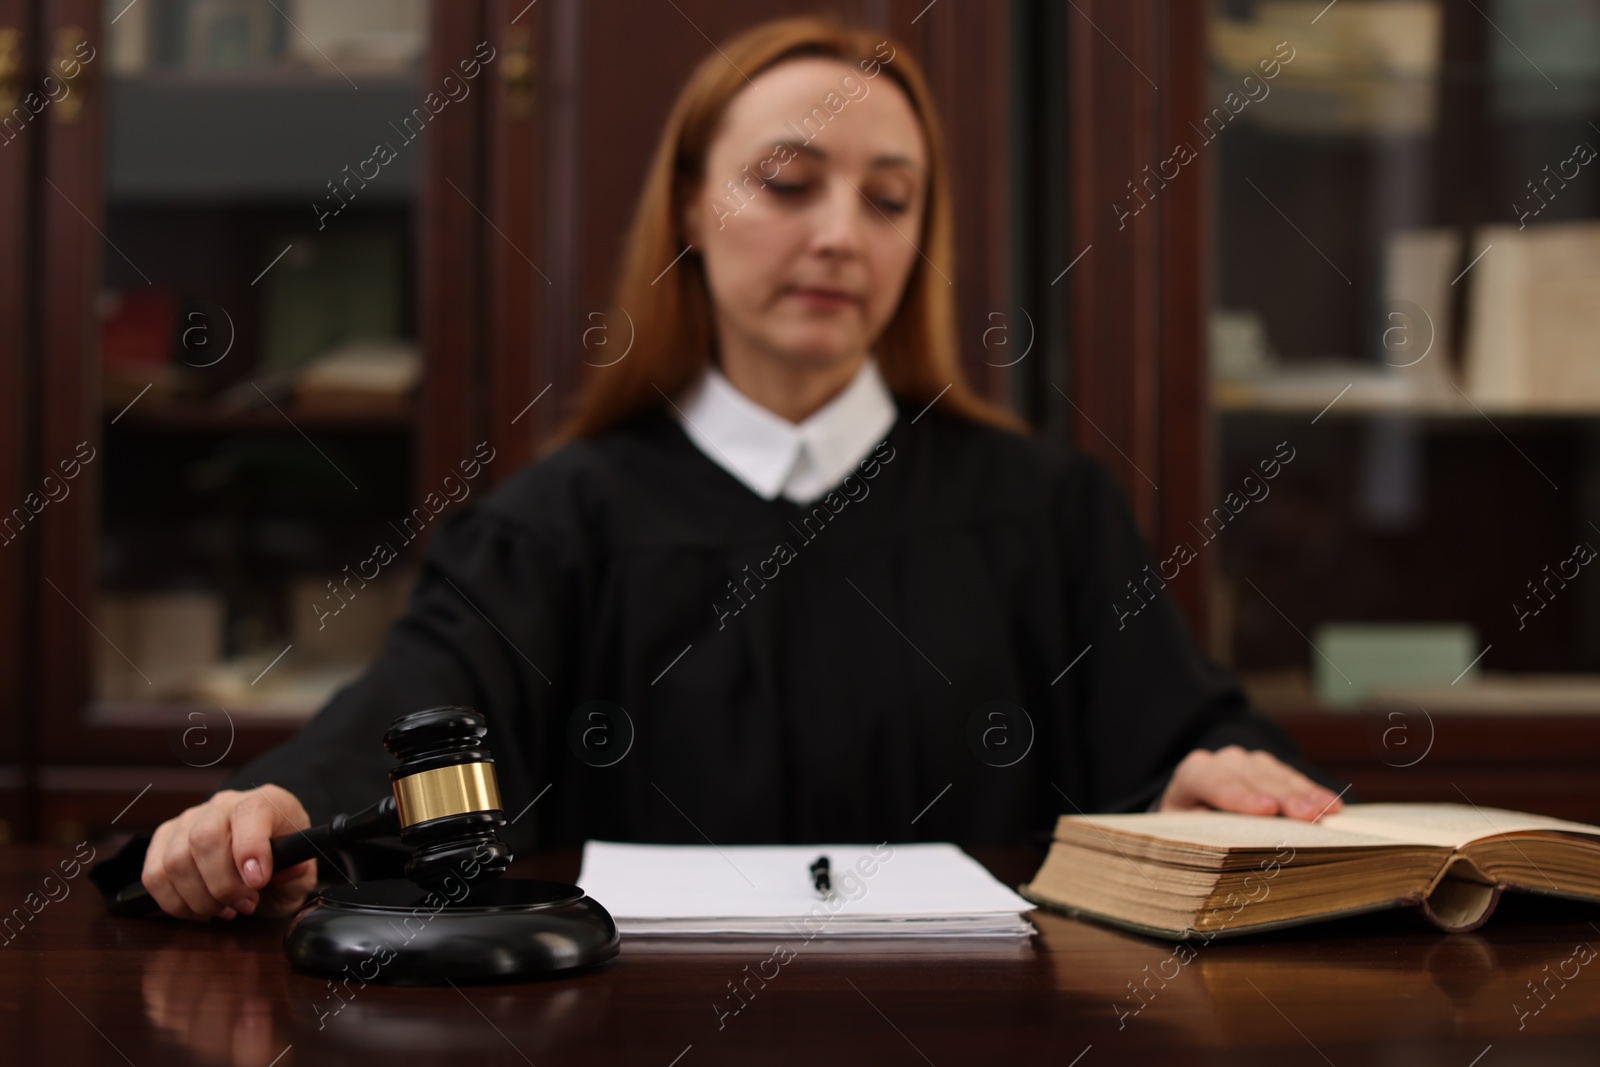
top-left (142, 785), bottom-right (318, 921)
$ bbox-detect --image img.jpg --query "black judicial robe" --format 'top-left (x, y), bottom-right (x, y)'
top-left (225, 400), bottom-right (1329, 853)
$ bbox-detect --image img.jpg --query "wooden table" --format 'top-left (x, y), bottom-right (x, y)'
top-left (4, 844), bottom-right (1599, 1065)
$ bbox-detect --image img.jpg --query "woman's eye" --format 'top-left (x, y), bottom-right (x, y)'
top-left (769, 182), bottom-right (807, 196)
top-left (873, 199), bottom-right (908, 214)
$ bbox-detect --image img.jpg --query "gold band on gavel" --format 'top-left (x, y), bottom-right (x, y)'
top-left (392, 762), bottom-right (503, 827)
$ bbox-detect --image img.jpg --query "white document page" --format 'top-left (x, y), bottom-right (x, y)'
top-left (576, 841), bottom-right (1036, 938)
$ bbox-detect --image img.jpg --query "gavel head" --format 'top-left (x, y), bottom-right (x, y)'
top-left (383, 706), bottom-right (513, 891)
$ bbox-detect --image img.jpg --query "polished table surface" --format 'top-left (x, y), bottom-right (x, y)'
top-left (3, 844), bottom-right (1599, 1066)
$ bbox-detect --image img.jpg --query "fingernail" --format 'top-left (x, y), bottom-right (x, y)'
top-left (1252, 794), bottom-right (1276, 810)
top-left (233, 898), bottom-right (257, 916)
top-left (242, 858), bottom-right (263, 887)
top-left (220, 908), bottom-right (237, 921)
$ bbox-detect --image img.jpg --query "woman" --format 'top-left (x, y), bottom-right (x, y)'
top-left (139, 17), bottom-right (1342, 921)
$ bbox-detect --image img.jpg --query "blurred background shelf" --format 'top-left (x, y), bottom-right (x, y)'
top-left (108, 72), bottom-right (424, 200)
top-left (1215, 378), bottom-right (1600, 419)
top-left (104, 403), bottom-right (414, 433)
top-left (1244, 669), bottom-right (1600, 716)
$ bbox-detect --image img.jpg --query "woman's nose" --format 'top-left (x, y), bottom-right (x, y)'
top-left (807, 178), bottom-right (867, 257)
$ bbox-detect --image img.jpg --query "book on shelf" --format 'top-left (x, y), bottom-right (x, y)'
top-left (284, 0), bottom-right (425, 74)
top-left (181, 0), bottom-right (282, 71)
top-left (1020, 803), bottom-right (1600, 939)
top-left (101, 290), bottom-right (178, 368)
top-left (260, 228), bottom-right (403, 378)
top-left (107, 0), bottom-right (423, 78)
top-left (94, 590), bottom-right (224, 701)
top-left (1488, 0), bottom-right (1600, 120)
top-left (1464, 219), bottom-right (1600, 411)
top-left (293, 340), bottom-right (421, 418)
top-left (1209, 1), bottom-right (1443, 135)
top-left (1310, 621), bottom-right (1478, 708)
top-left (1383, 226), bottom-right (1461, 390)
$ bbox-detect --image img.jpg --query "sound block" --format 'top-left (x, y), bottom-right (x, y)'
top-left (284, 878), bottom-right (619, 985)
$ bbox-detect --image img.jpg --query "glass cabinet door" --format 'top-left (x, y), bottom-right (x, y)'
top-left (41, 0), bottom-right (438, 780)
top-left (1205, 0), bottom-right (1600, 714)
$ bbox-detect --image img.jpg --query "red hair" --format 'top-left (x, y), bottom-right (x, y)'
top-left (551, 15), bottom-right (1023, 446)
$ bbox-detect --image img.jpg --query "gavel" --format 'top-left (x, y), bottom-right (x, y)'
top-left (112, 706), bottom-right (514, 916)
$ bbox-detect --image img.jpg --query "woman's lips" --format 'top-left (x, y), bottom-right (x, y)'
top-left (788, 287), bottom-right (858, 308)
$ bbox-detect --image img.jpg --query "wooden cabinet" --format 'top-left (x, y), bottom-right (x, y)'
top-left (27, 0), bottom-right (488, 835)
top-left (6, 0), bottom-right (1592, 841)
top-left (0, 0), bottom-right (37, 845)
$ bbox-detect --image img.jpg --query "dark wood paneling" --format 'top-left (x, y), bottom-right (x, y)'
top-left (0, 0), bottom-right (35, 769)
top-left (0, 767), bottom-right (24, 844)
top-left (1067, 0), bottom-right (1211, 645)
top-left (36, 0), bottom-right (102, 764)
top-left (417, 1), bottom-right (489, 504)
top-left (886, 0), bottom-right (1013, 405)
top-left (483, 0), bottom-right (548, 471)
top-left (1274, 711), bottom-right (1600, 825)
top-left (36, 765), bottom-right (234, 842)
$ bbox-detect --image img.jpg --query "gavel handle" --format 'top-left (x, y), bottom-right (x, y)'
top-left (109, 796), bottom-right (400, 918)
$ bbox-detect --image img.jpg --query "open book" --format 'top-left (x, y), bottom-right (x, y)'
top-left (1019, 803), bottom-right (1600, 939)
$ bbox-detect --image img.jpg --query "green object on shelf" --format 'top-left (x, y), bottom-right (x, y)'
top-left (1311, 623), bottom-right (1479, 708)
top-left (259, 227), bottom-right (403, 376)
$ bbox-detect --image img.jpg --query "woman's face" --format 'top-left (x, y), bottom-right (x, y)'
top-left (683, 57), bottom-right (928, 374)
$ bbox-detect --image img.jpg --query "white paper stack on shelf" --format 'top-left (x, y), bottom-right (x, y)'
top-left (576, 841), bottom-right (1036, 938)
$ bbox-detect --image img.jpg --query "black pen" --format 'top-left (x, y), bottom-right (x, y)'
top-left (810, 854), bottom-right (831, 897)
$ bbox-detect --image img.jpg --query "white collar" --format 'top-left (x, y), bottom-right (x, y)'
top-left (672, 356), bottom-right (898, 504)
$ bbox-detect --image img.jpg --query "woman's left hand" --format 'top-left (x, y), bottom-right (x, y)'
top-left (1158, 745), bottom-right (1344, 822)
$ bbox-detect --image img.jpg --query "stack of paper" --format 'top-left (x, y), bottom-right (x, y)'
top-left (576, 841), bottom-right (1036, 938)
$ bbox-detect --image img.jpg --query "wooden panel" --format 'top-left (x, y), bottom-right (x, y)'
top-left (1273, 711), bottom-right (1600, 825)
top-left (37, 766), bottom-right (231, 843)
top-left (35, 0), bottom-right (102, 764)
top-left (36, 705), bottom-right (299, 768)
top-left (416, 0), bottom-right (490, 505)
top-left (883, 0), bottom-right (1013, 405)
top-left (0, 0), bottom-right (34, 767)
top-left (1067, 0), bottom-right (1211, 644)
top-left (0, 767), bottom-right (25, 844)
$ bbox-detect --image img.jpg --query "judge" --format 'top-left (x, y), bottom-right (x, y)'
top-left (139, 17), bottom-right (1343, 922)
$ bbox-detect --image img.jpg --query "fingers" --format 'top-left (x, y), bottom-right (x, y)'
top-left (1243, 750), bottom-right (1342, 820)
top-left (157, 808), bottom-right (229, 920)
top-left (142, 815), bottom-right (197, 921)
top-left (140, 786), bottom-right (314, 922)
top-left (1160, 746), bottom-right (1344, 821)
top-left (230, 789), bottom-right (286, 894)
top-left (1161, 748), bottom-right (1276, 815)
top-left (190, 805), bottom-right (257, 918)
top-left (235, 787), bottom-right (316, 918)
